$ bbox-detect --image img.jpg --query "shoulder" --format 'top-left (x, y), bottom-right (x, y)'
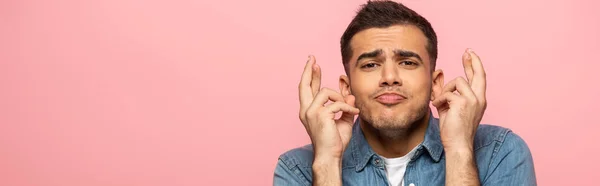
top-left (473, 125), bottom-right (536, 184)
top-left (473, 124), bottom-right (532, 159)
top-left (474, 124), bottom-right (531, 151)
top-left (275, 144), bottom-right (316, 185)
top-left (473, 124), bottom-right (512, 151)
top-left (274, 145), bottom-right (315, 186)
top-left (278, 144), bottom-right (315, 170)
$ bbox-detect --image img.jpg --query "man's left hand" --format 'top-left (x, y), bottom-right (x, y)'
top-left (433, 48), bottom-right (487, 151)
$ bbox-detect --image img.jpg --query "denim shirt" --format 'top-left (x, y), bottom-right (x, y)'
top-left (273, 114), bottom-right (536, 186)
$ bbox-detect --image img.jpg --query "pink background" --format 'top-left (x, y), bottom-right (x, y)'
top-left (1, 0), bottom-right (598, 185)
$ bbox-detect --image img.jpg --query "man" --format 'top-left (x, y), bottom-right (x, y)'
top-left (274, 1), bottom-right (536, 185)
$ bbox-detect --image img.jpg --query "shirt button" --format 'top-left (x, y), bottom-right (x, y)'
top-left (409, 183), bottom-right (415, 186)
top-left (374, 159), bottom-right (380, 165)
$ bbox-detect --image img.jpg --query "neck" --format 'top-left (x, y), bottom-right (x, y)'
top-left (360, 111), bottom-right (430, 158)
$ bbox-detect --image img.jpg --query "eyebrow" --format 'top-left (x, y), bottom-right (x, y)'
top-left (355, 49), bottom-right (423, 67)
top-left (394, 49), bottom-right (423, 63)
top-left (355, 49), bottom-right (383, 67)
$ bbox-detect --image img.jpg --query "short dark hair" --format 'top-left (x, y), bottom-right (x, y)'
top-left (340, 0), bottom-right (438, 73)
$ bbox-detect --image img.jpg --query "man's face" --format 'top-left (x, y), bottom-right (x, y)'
top-left (342, 25), bottom-right (434, 132)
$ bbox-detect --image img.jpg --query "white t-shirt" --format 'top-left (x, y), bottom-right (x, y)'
top-left (380, 146), bottom-right (419, 186)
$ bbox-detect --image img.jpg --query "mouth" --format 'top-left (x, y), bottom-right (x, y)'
top-left (375, 92), bottom-right (407, 105)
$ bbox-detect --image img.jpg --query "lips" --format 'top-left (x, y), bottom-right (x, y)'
top-left (375, 93), bottom-right (406, 105)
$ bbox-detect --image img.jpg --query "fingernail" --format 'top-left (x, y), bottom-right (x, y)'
top-left (465, 49), bottom-right (471, 60)
top-left (307, 55), bottom-right (311, 63)
top-left (468, 48), bottom-right (477, 55)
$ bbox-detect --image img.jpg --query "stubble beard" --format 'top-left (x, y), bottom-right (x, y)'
top-left (356, 95), bottom-right (430, 140)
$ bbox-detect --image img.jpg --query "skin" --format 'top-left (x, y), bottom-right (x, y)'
top-left (298, 25), bottom-right (487, 186)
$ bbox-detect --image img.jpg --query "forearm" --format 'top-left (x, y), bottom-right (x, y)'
top-left (445, 148), bottom-right (480, 186)
top-left (312, 157), bottom-right (342, 186)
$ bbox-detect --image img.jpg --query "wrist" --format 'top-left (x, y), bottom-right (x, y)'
top-left (444, 145), bottom-right (480, 185)
top-left (313, 155), bottom-right (342, 169)
top-left (312, 156), bottom-right (342, 185)
top-left (442, 138), bottom-right (474, 153)
top-left (444, 147), bottom-right (474, 157)
top-left (444, 146), bottom-right (475, 165)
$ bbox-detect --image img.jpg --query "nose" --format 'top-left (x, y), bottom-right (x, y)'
top-left (379, 60), bottom-right (402, 87)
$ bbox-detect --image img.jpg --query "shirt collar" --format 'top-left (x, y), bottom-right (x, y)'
top-left (349, 111), bottom-right (444, 172)
top-left (421, 113), bottom-right (444, 162)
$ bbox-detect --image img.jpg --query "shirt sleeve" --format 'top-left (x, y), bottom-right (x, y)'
top-left (273, 159), bottom-right (310, 186)
top-left (483, 132), bottom-right (537, 186)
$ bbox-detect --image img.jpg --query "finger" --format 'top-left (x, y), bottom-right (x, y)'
top-left (440, 77), bottom-right (476, 99)
top-left (432, 91), bottom-right (463, 108)
top-left (325, 101), bottom-right (360, 120)
top-left (306, 88), bottom-right (346, 121)
top-left (339, 95), bottom-right (358, 123)
top-left (311, 61), bottom-right (322, 96)
top-left (344, 94), bottom-right (356, 107)
top-left (467, 49), bottom-right (487, 98)
top-left (325, 101), bottom-right (360, 114)
top-left (462, 49), bottom-right (474, 84)
top-left (309, 88), bottom-right (345, 108)
top-left (299, 55), bottom-right (315, 108)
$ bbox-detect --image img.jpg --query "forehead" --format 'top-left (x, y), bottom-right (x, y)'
top-left (349, 25), bottom-right (429, 60)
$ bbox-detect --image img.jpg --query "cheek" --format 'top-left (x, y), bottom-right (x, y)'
top-left (405, 74), bottom-right (432, 92)
top-left (350, 76), bottom-right (377, 95)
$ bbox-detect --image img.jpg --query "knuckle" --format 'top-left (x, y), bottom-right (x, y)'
top-left (457, 77), bottom-right (467, 84)
top-left (299, 108), bottom-right (307, 117)
top-left (321, 87), bottom-right (335, 94)
top-left (317, 87), bottom-right (330, 95)
top-left (299, 115), bottom-right (306, 124)
top-left (448, 78), bottom-right (457, 84)
top-left (313, 90), bottom-right (325, 98)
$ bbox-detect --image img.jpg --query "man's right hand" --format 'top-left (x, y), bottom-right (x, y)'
top-left (298, 55), bottom-right (360, 165)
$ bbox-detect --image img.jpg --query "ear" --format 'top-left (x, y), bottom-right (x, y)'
top-left (431, 69), bottom-right (444, 101)
top-left (339, 75), bottom-right (351, 97)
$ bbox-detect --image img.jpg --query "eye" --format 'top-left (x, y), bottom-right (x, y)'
top-left (361, 63), bottom-right (379, 69)
top-left (400, 61), bottom-right (417, 66)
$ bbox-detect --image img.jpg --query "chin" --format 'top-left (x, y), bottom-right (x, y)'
top-left (375, 114), bottom-right (414, 130)
top-left (356, 98), bottom-right (428, 129)
top-left (363, 106), bottom-right (427, 131)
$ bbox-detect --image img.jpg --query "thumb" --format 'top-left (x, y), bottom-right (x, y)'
top-left (345, 95), bottom-right (356, 106)
top-left (339, 95), bottom-right (359, 123)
